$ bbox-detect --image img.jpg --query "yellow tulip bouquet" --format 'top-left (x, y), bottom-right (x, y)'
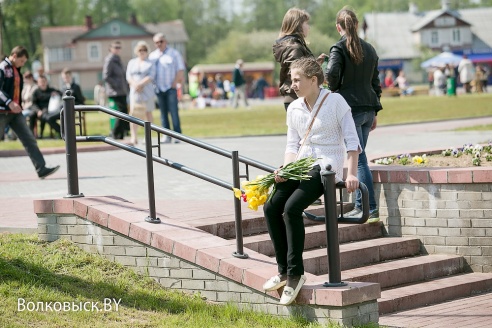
top-left (233, 157), bottom-right (317, 211)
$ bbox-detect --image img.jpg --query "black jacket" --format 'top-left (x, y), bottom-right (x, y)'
top-left (326, 36), bottom-right (382, 114)
top-left (0, 58), bottom-right (23, 112)
top-left (62, 82), bottom-right (85, 105)
top-left (273, 34), bottom-right (314, 101)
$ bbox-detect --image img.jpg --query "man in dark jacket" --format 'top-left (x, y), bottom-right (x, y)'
top-left (103, 41), bottom-right (129, 139)
top-left (29, 75), bottom-right (62, 138)
top-left (231, 59), bottom-right (249, 108)
top-left (0, 46), bottom-right (59, 179)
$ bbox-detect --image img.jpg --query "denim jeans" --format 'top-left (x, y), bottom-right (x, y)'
top-left (0, 112), bottom-right (46, 172)
top-left (263, 166), bottom-right (324, 276)
top-left (156, 88), bottom-right (181, 134)
top-left (352, 111), bottom-right (377, 211)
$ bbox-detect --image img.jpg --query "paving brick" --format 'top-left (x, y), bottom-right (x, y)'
top-left (448, 170), bottom-right (473, 183)
top-left (404, 217), bottom-right (425, 226)
top-left (428, 170), bottom-right (448, 183)
top-left (458, 246), bottom-right (483, 256)
top-left (114, 255), bottom-right (136, 266)
top-left (57, 216), bottom-right (78, 224)
top-left (471, 219), bottom-right (492, 228)
top-left (182, 279), bottom-right (205, 290)
top-left (192, 269), bottom-right (216, 280)
top-left (416, 227), bottom-right (438, 236)
top-left (446, 201), bottom-right (472, 209)
top-left (423, 236), bottom-right (446, 245)
top-left (469, 237), bottom-right (492, 246)
top-left (409, 171), bottom-right (430, 183)
top-left (446, 237), bottom-right (470, 246)
top-left (424, 218), bottom-right (448, 227)
top-left (461, 228), bottom-right (486, 237)
top-left (472, 170), bottom-right (492, 183)
top-left (438, 227), bottom-right (462, 236)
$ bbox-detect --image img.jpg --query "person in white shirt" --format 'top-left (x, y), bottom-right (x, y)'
top-left (126, 41), bottom-right (155, 145)
top-left (458, 55), bottom-right (475, 94)
top-left (262, 57), bottom-right (360, 306)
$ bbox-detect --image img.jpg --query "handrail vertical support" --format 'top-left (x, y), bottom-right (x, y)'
top-left (144, 121), bottom-right (161, 224)
top-left (63, 90), bottom-right (84, 198)
top-left (232, 150), bottom-right (248, 259)
top-left (321, 165), bottom-right (347, 287)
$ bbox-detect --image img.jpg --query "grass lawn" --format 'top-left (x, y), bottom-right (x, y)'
top-left (1, 233), bottom-right (367, 328)
top-left (1, 93), bottom-right (491, 151)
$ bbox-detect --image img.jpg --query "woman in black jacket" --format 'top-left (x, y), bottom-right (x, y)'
top-left (326, 7), bottom-right (383, 222)
top-left (273, 7), bottom-right (315, 111)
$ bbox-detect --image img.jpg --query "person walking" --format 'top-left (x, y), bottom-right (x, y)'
top-left (262, 57), bottom-right (360, 305)
top-left (458, 55), bottom-right (475, 94)
top-left (273, 7), bottom-right (316, 111)
top-left (231, 59), bottom-right (249, 108)
top-left (149, 33), bottom-right (185, 143)
top-left (325, 6), bottom-right (383, 223)
top-left (0, 46), bottom-right (59, 179)
top-left (103, 40), bottom-right (129, 140)
top-left (126, 41), bottom-right (155, 145)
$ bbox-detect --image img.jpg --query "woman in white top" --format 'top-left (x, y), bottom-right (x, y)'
top-left (262, 57), bottom-right (360, 306)
top-left (126, 41), bottom-right (155, 144)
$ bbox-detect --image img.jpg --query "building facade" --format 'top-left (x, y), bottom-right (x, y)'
top-left (41, 16), bottom-right (188, 99)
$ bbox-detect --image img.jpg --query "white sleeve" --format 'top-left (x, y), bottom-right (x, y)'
top-left (285, 126), bottom-right (300, 155)
top-left (341, 111), bottom-right (362, 153)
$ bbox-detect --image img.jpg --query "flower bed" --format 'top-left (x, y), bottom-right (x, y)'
top-left (373, 143), bottom-right (492, 167)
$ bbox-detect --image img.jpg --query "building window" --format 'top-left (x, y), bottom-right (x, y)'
top-left (87, 42), bottom-right (101, 62)
top-left (48, 48), bottom-right (72, 63)
top-left (452, 29), bottom-right (461, 43)
top-left (110, 23), bottom-right (120, 36)
top-left (431, 31), bottom-right (439, 45)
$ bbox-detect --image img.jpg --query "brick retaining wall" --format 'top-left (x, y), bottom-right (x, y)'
top-left (34, 197), bottom-right (380, 326)
top-left (371, 166), bottom-right (492, 273)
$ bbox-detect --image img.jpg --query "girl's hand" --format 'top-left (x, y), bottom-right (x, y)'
top-left (345, 174), bottom-right (359, 193)
top-left (274, 169), bottom-right (287, 183)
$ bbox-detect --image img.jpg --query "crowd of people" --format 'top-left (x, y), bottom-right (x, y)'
top-left (0, 32), bottom-right (186, 178)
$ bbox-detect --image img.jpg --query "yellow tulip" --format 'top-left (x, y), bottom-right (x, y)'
top-left (232, 188), bottom-right (242, 199)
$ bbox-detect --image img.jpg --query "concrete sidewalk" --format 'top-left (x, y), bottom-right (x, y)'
top-left (1, 116), bottom-right (491, 233)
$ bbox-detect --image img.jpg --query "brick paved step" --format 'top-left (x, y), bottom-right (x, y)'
top-left (303, 237), bottom-right (421, 275)
top-left (342, 254), bottom-right (465, 289)
top-left (378, 272), bottom-right (492, 315)
top-left (243, 221), bottom-right (384, 257)
top-left (195, 203), bottom-right (354, 239)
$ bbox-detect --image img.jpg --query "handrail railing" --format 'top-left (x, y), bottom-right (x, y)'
top-left (62, 91), bottom-right (277, 259)
top-left (62, 91), bottom-right (370, 279)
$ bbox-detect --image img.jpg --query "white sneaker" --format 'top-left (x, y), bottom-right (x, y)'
top-left (279, 275), bottom-right (306, 306)
top-left (262, 274), bottom-right (287, 291)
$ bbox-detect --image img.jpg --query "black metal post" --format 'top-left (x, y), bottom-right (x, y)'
top-left (63, 90), bottom-right (83, 198)
top-left (232, 151), bottom-right (248, 259)
top-left (321, 165), bottom-right (347, 287)
top-left (144, 121), bottom-right (161, 224)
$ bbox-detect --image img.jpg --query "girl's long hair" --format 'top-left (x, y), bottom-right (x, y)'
top-left (337, 7), bottom-right (363, 65)
top-left (278, 7), bottom-right (310, 39)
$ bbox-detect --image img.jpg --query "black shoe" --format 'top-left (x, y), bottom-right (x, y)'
top-left (38, 165), bottom-right (60, 179)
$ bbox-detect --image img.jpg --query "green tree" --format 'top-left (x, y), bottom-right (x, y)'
top-left (131, 0), bottom-right (179, 24)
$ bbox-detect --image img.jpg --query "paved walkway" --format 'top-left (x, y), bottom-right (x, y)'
top-left (1, 116), bottom-right (491, 327)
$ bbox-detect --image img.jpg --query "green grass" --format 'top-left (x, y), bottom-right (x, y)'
top-left (1, 93), bottom-right (491, 151)
top-left (455, 123), bottom-right (492, 131)
top-left (1, 233), bottom-right (368, 328)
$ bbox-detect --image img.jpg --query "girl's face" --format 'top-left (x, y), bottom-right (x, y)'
top-left (301, 20), bottom-right (310, 38)
top-left (290, 68), bottom-right (315, 98)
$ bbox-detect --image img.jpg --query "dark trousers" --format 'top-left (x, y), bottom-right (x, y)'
top-left (0, 112), bottom-right (46, 172)
top-left (109, 96), bottom-right (129, 139)
top-left (43, 111), bottom-right (61, 135)
top-left (263, 166), bottom-right (323, 276)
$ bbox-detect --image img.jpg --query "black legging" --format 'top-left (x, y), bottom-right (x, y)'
top-left (263, 165), bottom-right (323, 276)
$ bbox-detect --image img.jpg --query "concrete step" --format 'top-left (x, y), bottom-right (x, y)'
top-left (243, 221), bottom-right (384, 257)
top-left (342, 254), bottom-right (465, 289)
top-left (303, 237), bottom-right (421, 275)
top-left (379, 272), bottom-right (492, 315)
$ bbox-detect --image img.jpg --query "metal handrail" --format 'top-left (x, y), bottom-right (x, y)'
top-left (62, 91), bottom-right (278, 259)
